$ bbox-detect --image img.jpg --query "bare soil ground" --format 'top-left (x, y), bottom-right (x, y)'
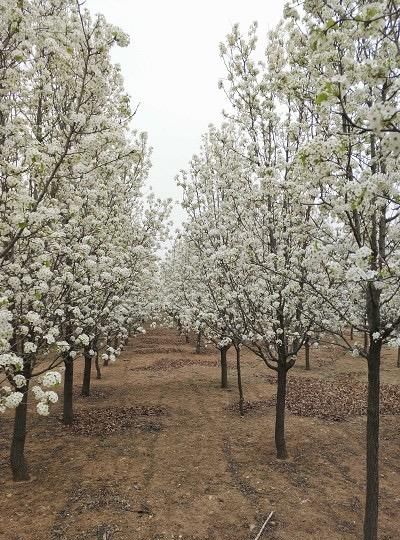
top-left (0, 328), bottom-right (399, 540)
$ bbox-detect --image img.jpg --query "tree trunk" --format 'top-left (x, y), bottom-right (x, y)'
top-left (275, 363), bottom-right (288, 459)
top-left (363, 339), bottom-right (382, 540)
top-left (235, 344), bottom-right (244, 416)
top-left (195, 331), bottom-right (202, 354)
top-left (81, 350), bottom-right (92, 396)
top-left (104, 339), bottom-right (109, 366)
top-left (397, 346), bottom-right (400, 369)
top-left (364, 331), bottom-right (369, 353)
top-left (185, 332), bottom-right (189, 344)
top-left (63, 355), bottom-right (74, 425)
top-left (95, 352), bottom-right (101, 379)
top-left (176, 319), bottom-right (182, 338)
top-left (10, 366), bottom-right (30, 481)
top-left (305, 339), bottom-right (310, 371)
top-left (220, 346), bottom-right (228, 388)
top-left (350, 326), bottom-right (354, 340)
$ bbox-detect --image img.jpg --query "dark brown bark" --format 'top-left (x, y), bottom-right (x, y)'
top-left (185, 333), bottom-right (189, 344)
top-left (350, 326), bottom-right (354, 340)
top-left (363, 339), bottom-right (381, 540)
top-left (195, 331), bottom-right (202, 354)
top-left (305, 339), bottom-right (310, 371)
top-left (397, 346), bottom-right (400, 369)
top-left (62, 355), bottom-right (74, 425)
top-left (10, 363), bottom-right (31, 481)
top-left (176, 319), bottom-right (183, 338)
top-left (362, 265), bottom-right (382, 540)
top-left (10, 390), bottom-right (30, 481)
top-left (81, 350), bottom-right (92, 397)
top-left (95, 352), bottom-right (101, 379)
top-left (275, 363), bottom-right (288, 459)
top-left (220, 346), bottom-right (228, 388)
top-left (234, 344), bottom-right (244, 416)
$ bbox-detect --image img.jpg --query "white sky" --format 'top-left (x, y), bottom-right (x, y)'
top-left (86, 0), bottom-right (285, 222)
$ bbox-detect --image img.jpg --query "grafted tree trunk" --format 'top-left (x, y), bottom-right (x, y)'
top-left (95, 352), bottom-right (101, 379)
top-left (275, 362), bottom-right (288, 459)
top-left (363, 338), bottom-right (382, 540)
top-left (10, 362), bottom-right (31, 481)
top-left (305, 339), bottom-right (310, 371)
top-left (81, 349), bottom-right (92, 396)
top-left (220, 346), bottom-right (228, 388)
top-left (63, 354), bottom-right (74, 425)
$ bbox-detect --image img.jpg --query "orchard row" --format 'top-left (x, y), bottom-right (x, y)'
top-left (0, 1), bottom-right (169, 481)
top-left (161, 4), bottom-right (400, 540)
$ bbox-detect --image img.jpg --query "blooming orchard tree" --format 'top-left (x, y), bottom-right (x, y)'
top-left (162, 233), bottom-right (244, 402)
top-left (0, 0), bottom-right (66, 422)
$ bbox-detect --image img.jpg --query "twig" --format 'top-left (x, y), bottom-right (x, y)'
top-left (253, 511), bottom-right (274, 540)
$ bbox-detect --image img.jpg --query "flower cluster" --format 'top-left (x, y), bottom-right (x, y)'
top-left (31, 386), bottom-right (59, 416)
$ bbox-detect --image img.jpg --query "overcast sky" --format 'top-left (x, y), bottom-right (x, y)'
top-left (87, 0), bottom-right (285, 221)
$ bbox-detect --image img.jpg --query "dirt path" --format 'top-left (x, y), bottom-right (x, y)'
top-left (0, 327), bottom-right (399, 540)
top-left (122, 333), bottom-right (270, 540)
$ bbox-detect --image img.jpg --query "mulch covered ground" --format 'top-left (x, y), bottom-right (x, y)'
top-left (232, 373), bottom-right (400, 421)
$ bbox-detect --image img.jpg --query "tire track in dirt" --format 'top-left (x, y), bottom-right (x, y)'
top-left (138, 383), bottom-right (166, 539)
top-left (266, 423), bottom-right (362, 537)
top-left (189, 380), bottom-right (277, 538)
top-left (188, 381), bottom-right (214, 423)
top-left (124, 332), bottom-right (177, 540)
top-left (131, 369), bottom-right (256, 539)
top-left (188, 379), bottom-right (225, 538)
top-left (222, 438), bottom-right (259, 504)
top-left (189, 380), bottom-right (259, 506)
